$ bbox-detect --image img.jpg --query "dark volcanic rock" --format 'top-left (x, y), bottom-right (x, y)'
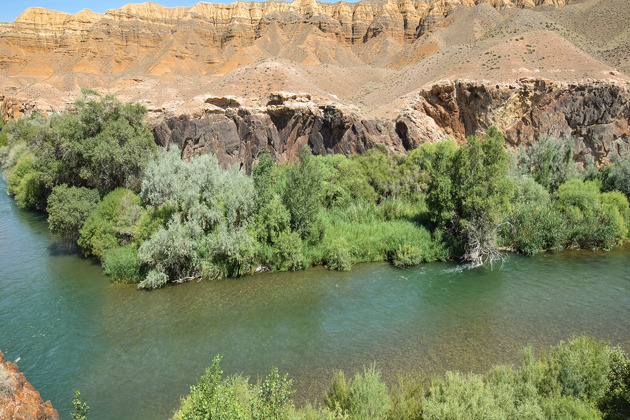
top-left (152, 98), bottom-right (405, 170)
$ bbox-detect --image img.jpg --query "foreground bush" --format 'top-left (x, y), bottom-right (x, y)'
top-left (174, 337), bottom-right (630, 420)
top-left (173, 355), bottom-right (294, 420)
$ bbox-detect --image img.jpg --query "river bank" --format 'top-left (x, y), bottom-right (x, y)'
top-left (2, 176), bottom-right (630, 418)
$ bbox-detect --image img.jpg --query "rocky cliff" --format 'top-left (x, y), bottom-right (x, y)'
top-left (150, 78), bottom-right (630, 169)
top-left (0, 0), bottom-right (571, 77)
top-left (0, 351), bottom-right (60, 420)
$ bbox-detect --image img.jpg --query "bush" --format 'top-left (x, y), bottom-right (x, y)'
top-left (504, 202), bottom-right (567, 255)
top-left (272, 231), bottom-right (303, 271)
top-left (174, 355), bottom-right (293, 420)
top-left (138, 216), bottom-right (201, 289)
top-left (600, 346), bottom-right (630, 419)
top-left (546, 336), bottom-right (611, 403)
top-left (47, 185), bottom-right (100, 243)
top-left (324, 366), bottom-right (391, 420)
top-left (324, 238), bottom-right (352, 271)
top-left (78, 188), bottom-right (144, 260)
top-left (515, 136), bottom-right (577, 192)
top-left (347, 365), bottom-right (391, 420)
top-left (103, 245), bottom-right (143, 283)
top-left (392, 244), bottom-right (424, 268)
top-left (603, 149), bottom-right (630, 199)
top-left (282, 147), bottom-right (324, 239)
top-left (556, 179), bottom-right (601, 222)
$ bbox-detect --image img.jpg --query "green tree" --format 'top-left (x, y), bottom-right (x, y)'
top-left (47, 185), bottom-right (100, 243)
top-left (428, 128), bottom-right (513, 266)
top-left (282, 147), bottom-right (324, 240)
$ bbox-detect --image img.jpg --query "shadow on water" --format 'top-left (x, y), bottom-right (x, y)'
top-left (46, 242), bottom-right (77, 257)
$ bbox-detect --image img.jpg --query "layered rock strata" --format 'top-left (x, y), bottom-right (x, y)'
top-left (0, 350), bottom-right (60, 420)
top-left (0, 0), bottom-right (571, 76)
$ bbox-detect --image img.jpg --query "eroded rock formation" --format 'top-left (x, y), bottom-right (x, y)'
top-left (152, 92), bottom-right (407, 169)
top-left (0, 350), bottom-right (60, 420)
top-left (406, 79), bottom-right (630, 162)
top-left (150, 79), bottom-right (630, 169)
top-left (0, 0), bottom-right (572, 76)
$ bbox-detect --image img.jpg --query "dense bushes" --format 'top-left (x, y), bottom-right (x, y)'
top-left (173, 355), bottom-right (294, 420)
top-left (174, 337), bottom-right (630, 420)
top-left (0, 91), bottom-right (155, 212)
top-left (47, 185), bottom-right (100, 243)
top-left (2, 112), bottom-right (629, 286)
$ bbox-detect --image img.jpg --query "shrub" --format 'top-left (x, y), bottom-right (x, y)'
top-left (511, 175), bottom-right (549, 206)
top-left (174, 355), bottom-right (293, 420)
top-left (556, 179), bottom-right (601, 222)
top-left (392, 244), bottom-right (424, 268)
top-left (516, 136), bottom-right (577, 192)
top-left (251, 195), bottom-right (291, 245)
top-left (325, 238), bottom-right (352, 271)
top-left (138, 216), bottom-right (201, 289)
top-left (78, 188), bottom-right (144, 260)
top-left (540, 395), bottom-right (600, 419)
top-left (347, 365), bottom-right (391, 420)
top-left (272, 231), bottom-right (303, 271)
top-left (103, 245), bottom-right (143, 283)
top-left (600, 346), bottom-right (630, 419)
top-left (600, 191), bottom-right (630, 241)
top-left (282, 147), bottom-right (324, 239)
top-left (324, 366), bottom-right (391, 420)
top-left (603, 149), bottom-right (630, 199)
top-left (15, 172), bottom-right (43, 210)
top-left (255, 367), bottom-right (294, 420)
top-left (324, 371), bottom-right (351, 413)
top-left (70, 390), bottom-right (90, 420)
top-left (546, 336), bottom-right (610, 403)
top-left (47, 185), bottom-right (100, 243)
top-left (504, 202), bottom-right (567, 256)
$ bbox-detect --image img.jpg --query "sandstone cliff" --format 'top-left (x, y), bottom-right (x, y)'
top-left (0, 351), bottom-right (60, 420)
top-left (0, 0), bottom-right (573, 77)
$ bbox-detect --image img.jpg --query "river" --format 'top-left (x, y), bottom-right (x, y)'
top-left (1, 178), bottom-right (629, 419)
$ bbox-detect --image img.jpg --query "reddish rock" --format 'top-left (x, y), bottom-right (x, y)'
top-left (0, 351), bottom-right (59, 420)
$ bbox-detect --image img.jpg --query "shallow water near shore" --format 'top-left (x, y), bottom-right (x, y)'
top-left (1, 178), bottom-right (629, 419)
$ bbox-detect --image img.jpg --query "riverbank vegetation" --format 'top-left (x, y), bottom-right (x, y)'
top-left (1, 94), bottom-right (629, 288)
top-left (172, 336), bottom-right (630, 419)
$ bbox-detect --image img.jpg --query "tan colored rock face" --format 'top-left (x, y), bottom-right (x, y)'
top-left (0, 0), bottom-right (572, 78)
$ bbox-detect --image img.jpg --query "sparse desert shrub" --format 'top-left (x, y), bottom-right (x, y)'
top-left (0, 366), bottom-right (14, 397)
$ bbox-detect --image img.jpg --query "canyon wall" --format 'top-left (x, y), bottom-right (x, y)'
top-left (0, 0), bottom-right (571, 76)
top-left (149, 79), bottom-right (630, 168)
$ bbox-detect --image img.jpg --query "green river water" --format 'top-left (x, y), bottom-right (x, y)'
top-left (1, 178), bottom-right (629, 419)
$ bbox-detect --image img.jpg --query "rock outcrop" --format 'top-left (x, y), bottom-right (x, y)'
top-left (0, 351), bottom-right (60, 420)
top-left (406, 79), bottom-right (630, 162)
top-left (152, 92), bottom-right (408, 169)
top-left (150, 79), bottom-right (630, 168)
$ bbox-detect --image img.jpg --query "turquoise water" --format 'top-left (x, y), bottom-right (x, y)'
top-left (1, 178), bottom-right (629, 419)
